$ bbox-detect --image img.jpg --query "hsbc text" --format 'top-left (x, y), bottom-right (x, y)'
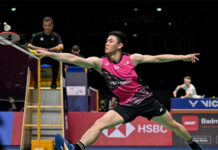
top-left (138, 124), bottom-right (168, 133)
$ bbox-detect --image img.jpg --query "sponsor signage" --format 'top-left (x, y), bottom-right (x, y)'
top-left (171, 98), bottom-right (218, 110)
top-left (192, 136), bottom-right (211, 145)
top-left (65, 72), bottom-right (88, 112)
top-left (67, 112), bottom-right (172, 146)
top-left (173, 113), bottom-right (218, 146)
top-left (182, 115), bottom-right (199, 131)
top-left (66, 86), bottom-right (86, 96)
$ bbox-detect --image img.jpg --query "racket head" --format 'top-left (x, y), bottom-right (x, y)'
top-left (0, 32), bottom-right (20, 45)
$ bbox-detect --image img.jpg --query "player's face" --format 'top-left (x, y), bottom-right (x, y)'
top-left (184, 80), bottom-right (191, 85)
top-left (105, 35), bottom-right (123, 54)
top-left (43, 21), bottom-right (53, 34)
top-left (71, 49), bottom-right (80, 55)
top-left (112, 97), bottom-right (116, 103)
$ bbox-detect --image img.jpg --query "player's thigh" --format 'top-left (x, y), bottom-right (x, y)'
top-left (151, 111), bottom-right (177, 129)
top-left (95, 110), bottom-right (125, 130)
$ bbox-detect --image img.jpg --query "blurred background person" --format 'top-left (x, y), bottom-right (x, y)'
top-left (64, 45), bottom-right (83, 67)
top-left (173, 76), bottom-right (202, 98)
top-left (98, 99), bottom-right (108, 112)
top-left (71, 45), bottom-right (83, 57)
top-left (64, 44), bottom-right (88, 73)
top-left (28, 16), bottom-right (64, 88)
top-left (108, 96), bottom-right (118, 110)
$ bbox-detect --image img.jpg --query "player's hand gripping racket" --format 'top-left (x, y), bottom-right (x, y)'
top-left (27, 48), bottom-right (42, 58)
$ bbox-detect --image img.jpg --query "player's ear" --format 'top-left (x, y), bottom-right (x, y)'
top-left (118, 43), bottom-right (123, 49)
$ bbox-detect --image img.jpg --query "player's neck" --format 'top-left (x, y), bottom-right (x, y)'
top-left (108, 50), bottom-right (122, 63)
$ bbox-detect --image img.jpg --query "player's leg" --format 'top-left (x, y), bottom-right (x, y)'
top-left (80, 110), bottom-right (124, 146)
top-left (152, 111), bottom-right (203, 150)
top-left (55, 110), bottom-right (124, 150)
top-left (49, 58), bottom-right (59, 88)
top-left (152, 111), bottom-right (191, 140)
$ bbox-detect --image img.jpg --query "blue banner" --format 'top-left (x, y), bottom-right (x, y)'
top-left (0, 112), bottom-right (13, 145)
top-left (171, 98), bottom-right (218, 110)
top-left (65, 72), bottom-right (88, 112)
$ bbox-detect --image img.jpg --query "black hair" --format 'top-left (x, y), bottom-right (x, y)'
top-left (72, 45), bottom-right (80, 51)
top-left (108, 31), bottom-right (127, 48)
top-left (43, 16), bottom-right (53, 24)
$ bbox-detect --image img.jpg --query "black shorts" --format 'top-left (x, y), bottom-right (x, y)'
top-left (113, 97), bottom-right (166, 123)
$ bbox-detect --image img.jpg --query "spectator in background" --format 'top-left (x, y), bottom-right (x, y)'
top-left (71, 45), bottom-right (83, 57)
top-left (108, 96), bottom-right (118, 110)
top-left (28, 16), bottom-right (64, 88)
top-left (98, 99), bottom-right (108, 112)
top-left (173, 76), bottom-right (201, 98)
top-left (65, 45), bottom-right (83, 67)
top-left (64, 45), bottom-right (88, 73)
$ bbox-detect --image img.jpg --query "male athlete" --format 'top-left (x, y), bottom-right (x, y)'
top-left (35, 31), bottom-right (203, 150)
top-left (173, 76), bottom-right (200, 98)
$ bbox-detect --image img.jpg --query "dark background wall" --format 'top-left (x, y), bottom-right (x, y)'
top-left (1, 0), bottom-right (218, 110)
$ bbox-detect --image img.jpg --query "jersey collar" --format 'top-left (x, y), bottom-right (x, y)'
top-left (108, 53), bottom-right (123, 64)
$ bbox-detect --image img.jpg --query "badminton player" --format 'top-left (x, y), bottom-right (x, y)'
top-left (35, 31), bottom-right (203, 150)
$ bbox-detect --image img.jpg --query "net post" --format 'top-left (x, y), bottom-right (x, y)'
top-left (37, 59), bottom-right (41, 142)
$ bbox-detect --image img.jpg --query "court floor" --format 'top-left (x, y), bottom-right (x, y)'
top-left (2, 146), bottom-right (218, 150)
top-left (87, 146), bottom-right (218, 150)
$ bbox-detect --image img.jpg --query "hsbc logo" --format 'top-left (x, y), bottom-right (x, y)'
top-left (102, 123), bottom-right (169, 138)
top-left (102, 123), bottom-right (135, 138)
top-left (182, 115), bottom-right (199, 131)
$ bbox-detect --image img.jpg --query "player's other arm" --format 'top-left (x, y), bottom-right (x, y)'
top-left (131, 53), bottom-right (200, 66)
top-left (35, 50), bottom-right (101, 70)
top-left (173, 85), bottom-right (183, 98)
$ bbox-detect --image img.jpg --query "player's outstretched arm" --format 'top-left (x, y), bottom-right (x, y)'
top-left (173, 85), bottom-right (183, 97)
top-left (131, 53), bottom-right (200, 66)
top-left (35, 50), bottom-right (101, 69)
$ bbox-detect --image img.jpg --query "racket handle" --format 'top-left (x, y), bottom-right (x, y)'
top-left (28, 48), bottom-right (42, 58)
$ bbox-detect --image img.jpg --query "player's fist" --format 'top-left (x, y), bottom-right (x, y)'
top-left (28, 48), bottom-right (42, 58)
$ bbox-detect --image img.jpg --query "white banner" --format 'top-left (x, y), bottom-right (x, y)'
top-left (66, 86), bottom-right (86, 96)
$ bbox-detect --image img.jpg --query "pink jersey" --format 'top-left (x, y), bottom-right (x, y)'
top-left (102, 53), bottom-right (152, 105)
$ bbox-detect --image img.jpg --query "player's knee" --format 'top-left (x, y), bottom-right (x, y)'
top-left (93, 118), bottom-right (107, 131)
